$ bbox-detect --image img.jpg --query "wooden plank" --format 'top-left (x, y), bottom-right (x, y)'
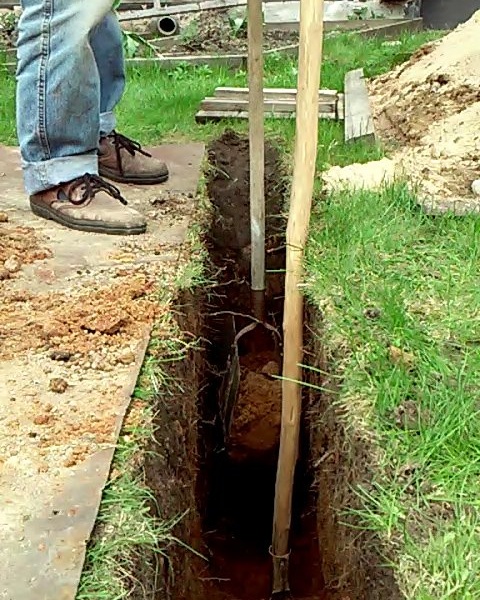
top-left (200, 97), bottom-right (336, 113)
top-left (354, 17), bottom-right (423, 39)
top-left (126, 42), bottom-right (299, 67)
top-left (214, 86), bottom-right (338, 102)
top-left (3, 44), bottom-right (300, 75)
top-left (118, 0), bottom-right (247, 21)
top-left (336, 92), bottom-right (344, 121)
top-left (195, 109), bottom-right (337, 123)
top-left (125, 53), bottom-right (245, 68)
top-left (344, 68), bottom-right (375, 143)
top-left (266, 17), bottom-right (412, 32)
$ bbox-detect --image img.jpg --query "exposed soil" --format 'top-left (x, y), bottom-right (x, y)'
top-left (305, 306), bottom-right (402, 600)
top-left (0, 221), bottom-right (52, 280)
top-left (169, 10), bottom-right (298, 56)
top-left (366, 13), bottom-right (480, 211)
top-left (0, 7), bottom-right (297, 58)
top-left (229, 351), bottom-right (282, 459)
top-left (0, 274), bottom-right (158, 362)
top-left (197, 131), bottom-right (329, 600)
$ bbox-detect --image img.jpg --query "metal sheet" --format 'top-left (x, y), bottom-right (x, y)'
top-left (0, 142), bottom-right (205, 600)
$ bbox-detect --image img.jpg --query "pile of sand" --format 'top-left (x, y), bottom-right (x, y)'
top-left (323, 11), bottom-right (480, 214)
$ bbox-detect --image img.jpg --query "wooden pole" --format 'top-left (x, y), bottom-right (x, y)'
top-left (271, 0), bottom-right (325, 594)
top-left (247, 0), bottom-right (266, 321)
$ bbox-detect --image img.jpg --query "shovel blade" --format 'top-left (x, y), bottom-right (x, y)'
top-left (218, 315), bottom-right (241, 440)
top-left (271, 552), bottom-right (291, 596)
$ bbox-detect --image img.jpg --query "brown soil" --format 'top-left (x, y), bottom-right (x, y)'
top-left (170, 10), bottom-right (298, 56)
top-left (306, 306), bottom-right (402, 600)
top-left (366, 13), bottom-right (480, 210)
top-left (0, 274), bottom-right (158, 362)
top-left (0, 222), bottom-right (52, 279)
top-left (207, 129), bottom-right (285, 254)
top-left (1, 8), bottom-right (297, 57)
top-left (229, 351), bottom-right (282, 459)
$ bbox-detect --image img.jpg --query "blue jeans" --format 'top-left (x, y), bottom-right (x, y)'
top-left (16, 0), bottom-right (126, 195)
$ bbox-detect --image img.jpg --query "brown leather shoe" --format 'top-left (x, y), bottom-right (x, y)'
top-left (98, 131), bottom-right (169, 185)
top-left (30, 174), bottom-right (147, 235)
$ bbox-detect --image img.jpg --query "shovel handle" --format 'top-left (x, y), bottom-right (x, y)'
top-left (247, 0), bottom-right (265, 295)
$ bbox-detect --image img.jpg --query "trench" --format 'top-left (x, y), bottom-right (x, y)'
top-left (193, 130), bottom-right (329, 600)
top-left (139, 130), bottom-right (400, 600)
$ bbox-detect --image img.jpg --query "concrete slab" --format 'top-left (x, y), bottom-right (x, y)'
top-left (0, 142), bottom-right (205, 600)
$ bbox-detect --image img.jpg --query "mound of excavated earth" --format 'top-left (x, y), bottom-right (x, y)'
top-left (323, 11), bottom-right (480, 214)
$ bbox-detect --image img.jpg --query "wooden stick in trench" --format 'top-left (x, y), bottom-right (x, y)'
top-left (271, 0), bottom-right (325, 594)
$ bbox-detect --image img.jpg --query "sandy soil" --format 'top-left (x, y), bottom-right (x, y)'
top-left (323, 11), bottom-right (480, 214)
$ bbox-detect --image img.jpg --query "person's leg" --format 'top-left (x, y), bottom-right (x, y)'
top-left (16, 0), bottom-right (111, 194)
top-left (90, 11), bottom-right (169, 185)
top-left (16, 0), bottom-right (146, 235)
top-left (89, 11), bottom-right (126, 138)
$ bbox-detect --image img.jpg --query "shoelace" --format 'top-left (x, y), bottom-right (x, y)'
top-left (109, 131), bottom-right (152, 176)
top-left (66, 174), bottom-right (128, 206)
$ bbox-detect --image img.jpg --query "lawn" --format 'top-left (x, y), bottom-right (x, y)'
top-left (306, 185), bottom-right (480, 599)
top-left (4, 26), bottom-right (477, 600)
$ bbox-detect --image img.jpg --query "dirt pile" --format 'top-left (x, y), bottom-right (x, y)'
top-left (174, 9), bottom-right (298, 55)
top-left (0, 274), bottom-right (158, 361)
top-left (325, 12), bottom-right (480, 213)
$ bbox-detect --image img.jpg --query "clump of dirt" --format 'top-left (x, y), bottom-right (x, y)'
top-left (229, 351), bottom-right (282, 459)
top-left (361, 12), bottom-right (480, 211)
top-left (0, 223), bottom-right (52, 278)
top-left (172, 10), bottom-right (298, 55)
top-left (0, 274), bottom-right (158, 362)
top-left (29, 392), bottom-right (119, 468)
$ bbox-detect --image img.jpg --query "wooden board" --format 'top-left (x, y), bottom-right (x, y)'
top-left (266, 17), bottom-right (408, 32)
top-left (196, 85), bottom-right (343, 122)
top-left (350, 17), bottom-right (423, 38)
top-left (3, 44), bottom-right (300, 75)
top-left (195, 110), bottom-right (337, 123)
top-left (214, 86), bottom-right (338, 102)
top-left (336, 92), bottom-right (345, 121)
top-left (266, 17), bottom-right (423, 35)
top-left (344, 68), bottom-right (375, 143)
top-left (200, 97), bottom-right (336, 114)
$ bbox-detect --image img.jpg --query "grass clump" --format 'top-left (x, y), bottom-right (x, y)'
top-left (77, 397), bottom-right (170, 600)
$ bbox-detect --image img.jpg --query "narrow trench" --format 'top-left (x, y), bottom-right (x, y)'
top-left (194, 131), bottom-right (330, 600)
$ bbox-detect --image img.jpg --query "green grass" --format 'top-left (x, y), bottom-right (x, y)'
top-left (305, 185), bottom-right (480, 599)
top-left (77, 398), bottom-right (172, 600)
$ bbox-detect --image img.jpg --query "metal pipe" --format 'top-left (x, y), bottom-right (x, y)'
top-left (155, 16), bottom-right (179, 37)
